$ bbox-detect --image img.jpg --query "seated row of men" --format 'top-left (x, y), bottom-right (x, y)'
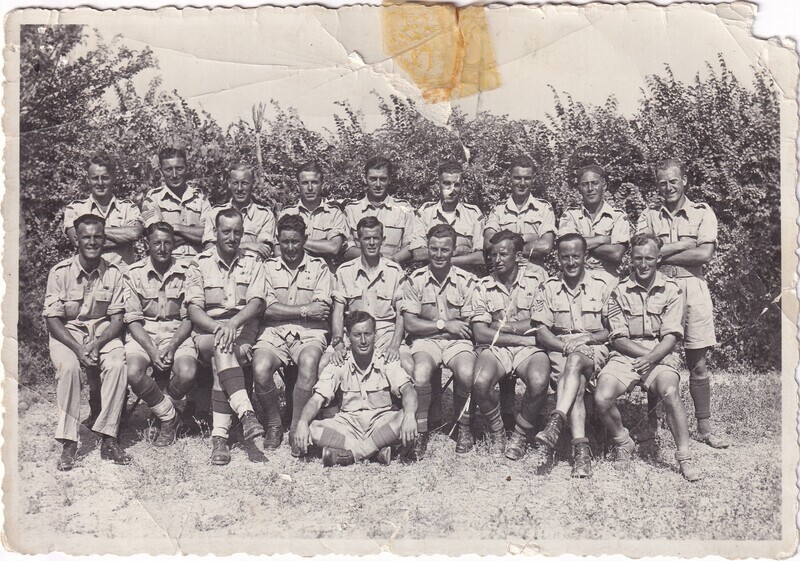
top-left (45, 206), bottom-right (702, 481)
top-left (62, 150), bottom-right (726, 462)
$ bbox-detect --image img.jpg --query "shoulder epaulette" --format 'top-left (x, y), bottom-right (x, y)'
top-left (419, 201), bottom-right (437, 209)
top-left (382, 259), bottom-right (405, 272)
top-left (648, 202), bottom-right (660, 209)
top-left (461, 202), bottom-right (481, 212)
top-left (196, 248), bottom-right (215, 259)
top-left (52, 257), bottom-right (73, 270)
top-left (211, 202), bottom-right (229, 210)
top-left (128, 258), bottom-right (148, 271)
top-left (692, 201), bottom-right (711, 210)
top-left (410, 267), bottom-right (427, 278)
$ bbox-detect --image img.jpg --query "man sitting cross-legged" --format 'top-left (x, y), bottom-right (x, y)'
top-left (293, 311), bottom-right (419, 467)
top-left (527, 233), bottom-right (613, 477)
top-left (594, 232), bottom-right (702, 482)
top-left (471, 229), bottom-right (549, 457)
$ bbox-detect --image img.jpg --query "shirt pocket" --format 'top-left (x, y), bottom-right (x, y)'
top-left (63, 288), bottom-right (85, 319)
top-left (235, 267), bottom-right (255, 306)
top-left (294, 273), bottom-right (317, 305)
top-left (420, 289), bottom-right (439, 320)
top-left (550, 294), bottom-right (573, 330)
top-left (645, 298), bottom-right (667, 334)
top-left (582, 297), bottom-right (604, 331)
top-left (164, 285), bottom-right (184, 318)
top-left (92, 288), bottom-right (114, 316)
top-left (182, 202), bottom-right (204, 227)
top-left (203, 279), bottom-right (227, 307)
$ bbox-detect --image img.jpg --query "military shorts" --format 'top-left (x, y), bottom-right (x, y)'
top-left (193, 321), bottom-right (259, 364)
top-left (410, 338), bottom-right (475, 367)
top-left (548, 337), bottom-right (609, 383)
top-left (254, 325), bottom-right (327, 366)
top-left (597, 339), bottom-right (682, 392)
top-left (672, 276), bottom-right (716, 349)
top-left (477, 344), bottom-right (545, 376)
top-left (125, 320), bottom-right (197, 362)
top-left (309, 408), bottom-right (404, 461)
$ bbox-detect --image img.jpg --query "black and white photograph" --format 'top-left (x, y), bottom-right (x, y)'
top-left (3, 2), bottom-right (798, 557)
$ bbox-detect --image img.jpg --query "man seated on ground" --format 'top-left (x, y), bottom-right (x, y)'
top-left (202, 163), bottom-right (275, 260)
top-left (471, 229), bottom-right (550, 457)
top-left (402, 224), bottom-right (479, 458)
top-left (123, 222), bottom-right (198, 447)
top-left (528, 233), bottom-right (613, 477)
top-left (293, 311), bottom-right (419, 467)
top-left (251, 214), bottom-right (333, 457)
top-left (593, 233), bottom-right (702, 482)
top-left (44, 214), bottom-right (130, 471)
top-left (185, 208), bottom-right (267, 465)
top-left (327, 216), bottom-right (413, 376)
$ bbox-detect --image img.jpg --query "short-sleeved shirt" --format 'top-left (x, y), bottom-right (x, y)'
top-left (636, 198), bottom-right (718, 278)
top-left (142, 184), bottom-right (212, 257)
top-left (279, 199), bottom-right (348, 266)
top-left (344, 195), bottom-right (421, 257)
top-left (606, 273), bottom-right (685, 342)
top-left (402, 266), bottom-right (478, 340)
top-left (43, 255), bottom-right (126, 334)
top-left (471, 264), bottom-right (549, 326)
top-left (484, 195), bottom-right (556, 243)
top-left (333, 258), bottom-right (406, 332)
top-left (262, 253), bottom-right (333, 331)
top-left (184, 248), bottom-right (267, 320)
top-left (531, 272), bottom-right (613, 334)
top-left (313, 351), bottom-right (412, 412)
top-left (414, 201), bottom-right (485, 256)
top-left (62, 196), bottom-right (142, 266)
top-left (557, 202), bottom-right (631, 276)
top-left (202, 200), bottom-right (276, 255)
top-left (124, 257), bottom-right (189, 325)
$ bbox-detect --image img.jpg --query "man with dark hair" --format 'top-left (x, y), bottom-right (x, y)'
top-left (185, 208), bottom-right (267, 465)
top-left (43, 214), bottom-right (130, 470)
top-left (202, 163), bottom-right (275, 260)
top-left (594, 233), bottom-right (702, 482)
top-left (527, 233), bottom-right (613, 477)
top-left (558, 164), bottom-right (630, 286)
top-left (123, 222), bottom-right (197, 446)
top-left (293, 311), bottom-right (419, 467)
top-left (471, 229), bottom-right (550, 457)
top-left (142, 147), bottom-right (212, 260)
top-left (278, 161), bottom-right (348, 269)
top-left (412, 161), bottom-right (485, 274)
top-left (252, 213), bottom-right (333, 456)
top-left (636, 158), bottom-right (729, 449)
top-left (483, 155), bottom-right (556, 267)
top-left (403, 224), bottom-right (479, 457)
top-left (63, 153), bottom-right (143, 268)
top-left (328, 216), bottom-right (413, 376)
top-left (343, 155), bottom-right (421, 265)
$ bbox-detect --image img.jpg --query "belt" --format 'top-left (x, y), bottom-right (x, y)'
top-left (552, 328), bottom-right (587, 336)
top-left (658, 264), bottom-right (702, 279)
top-left (630, 335), bottom-right (659, 341)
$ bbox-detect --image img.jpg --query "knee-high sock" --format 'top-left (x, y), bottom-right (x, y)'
top-left (132, 375), bottom-right (166, 409)
top-left (415, 384), bottom-right (432, 433)
top-left (255, 389), bottom-right (282, 428)
top-left (453, 383), bottom-right (471, 426)
top-left (484, 405), bottom-right (504, 433)
top-left (316, 426), bottom-right (347, 450)
top-left (211, 390), bottom-right (234, 438)
top-left (689, 377), bottom-right (711, 420)
top-left (218, 366), bottom-right (246, 398)
top-left (291, 387), bottom-right (314, 432)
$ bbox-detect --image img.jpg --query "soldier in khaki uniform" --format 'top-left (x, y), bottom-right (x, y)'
top-left (412, 161), bottom-right (485, 275)
top-left (293, 311), bottom-right (419, 467)
top-left (471, 230), bottom-right (550, 457)
top-left (557, 164), bottom-right (630, 286)
top-left (402, 224), bottom-right (479, 458)
top-left (43, 214), bottom-right (130, 471)
top-left (141, 148), bottom-right (212, 261)
top-left (278, 161), bottom-right (348, 269)
top-left (124, 222), bottom-right (197, 447)
top-left (594, 233), bottom-right (702, 482)
top-left (343, 156), bottom-right (421, 265)
top-left (528, 233), bottom-right (613, 477)
top-left (185, 208), bottom-right (267, 465)
top-left (202, 163), bottom-right (275, 260)
top-left (636, 158), bottom-right (729, 449)
top-left (251, 214), bottom-right (334, 456)
top-left (328, 216), bottom-right (413, 375)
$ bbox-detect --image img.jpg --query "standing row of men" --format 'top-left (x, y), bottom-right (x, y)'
top-left (44, 149), bottom-right (727, 479)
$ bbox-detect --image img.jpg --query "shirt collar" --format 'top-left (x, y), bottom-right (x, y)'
top-left (582, 201), bottom-right (613, 220)
top-left (424, 266), bottom-right (456, 288)
top-left (89, 195), bottom-right (118, 213)
top-left (71, 254), bottom-right (105, 281)
top-left (556, 272), bottom-right (588, 295)
top-left (505, 195), bottom-right (538, 213)
top-left (277, 252), bottom-right (310, 273)
top-left (628, 272), bottom-right (667, 293)
top-left (433, 202), bottom-right (462, 220)
top-left (145, 257), bottom-right (183, 280)
top-left (348, 352), bottom-right (384, 378)
top-left (298, 199), bottom-right (328, 214)
top-left (356, 257), bottom-right (386, 280)
top-left (660, 197), bottom-right (692, 218)
top-left (229, 199), bottom-right (254, 217)
top-left (160, 184), bottom-right (197, 204)
top-left (363, 195), bottom-right (396, 210)
top-left (212, 247), bottom-right (244, 271)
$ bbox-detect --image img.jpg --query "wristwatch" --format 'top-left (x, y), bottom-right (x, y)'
top-left (331, 336), bottom-right (343, 348)
top-left (300, 305), bottom-right (308, 319)
top-left (436, 319), bottom-right (446, 331)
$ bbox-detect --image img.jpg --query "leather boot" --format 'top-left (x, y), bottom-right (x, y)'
top-left (211, 436), bottom-right (231, 466)
top-left (56, 440), bottom-right (78, 471)
top-left (322, 447), bottom-right (355, 467)
top-left (263, 426), bottom-right (283, 450)
top-left (571, 440), bottom-right (592, 478)
top-left (153, 414), bottom-right (182, 447)
top-left (100, 436), bottom-right (132, 465)
top-left (413, 432), bottom-right (430, 460)
top-left (505, 430), bottom-right (528, 461)
top-left (455, 425), bottom-right (474, 454)
top-left (487, 428), bottom-right (506, 457)
top-left (535, 411), bottom-right (564, 450)
top-left (240, 411), bottom-right (265, 441)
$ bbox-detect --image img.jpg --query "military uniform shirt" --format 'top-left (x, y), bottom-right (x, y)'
top-left (202, 200), bottom-right (276, 254)
top-left (124, 257), bottom-right (189, 324)
top-left (471, 264), bottom-right (549, 325)
top-left (531, 273), bottom-right (612, 334)
top-left (414, 201), bottom-right (485, 256)
top-left (184, 248), bottom-right (267, 320)
top-left (62, 195), bottom-right (142, 266)
top-left (142, 184), bottom-right (212, 257)
top-left (606, 272), bottom-right (685, 341)
top-left (402, 266), bottom-right (477, 339)
top-left (557, 202), bottom-right (631, 275)
top-left (484, 195), bottom-right (556, 241)
top-left (344, 195), bottom-right (421, 257)
top-left (262, 253), bottom-right (333, 330)
top-left (333, 258), bottom-right (406, 329)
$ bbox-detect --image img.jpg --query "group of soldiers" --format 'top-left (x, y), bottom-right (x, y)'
top-left (43, 148), bottom-right (729, 481)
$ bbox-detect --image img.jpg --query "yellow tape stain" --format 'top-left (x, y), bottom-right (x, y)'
top-left (382, 3), bottom-right (501, 103)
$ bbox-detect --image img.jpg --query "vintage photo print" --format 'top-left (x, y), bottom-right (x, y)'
top-left (3, 2), bottom-right (798, 557)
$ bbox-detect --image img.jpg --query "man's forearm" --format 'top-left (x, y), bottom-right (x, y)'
top-left (610, 337), bottom-right (651, 358)
top-left (584, 235), bottom-right (611, 250)
top-left (403, 312), bottom-right (439, 337)
top-left (45, 317), bottom-right (83, 355)
top-left (392, 248), bottom-right (413, 264)
top-left (536, 326), bottom-right (565, 353)
top-left (105, 225), bottom-right (144, 244)
top-left (95, 315), bottom-right (125, 347)
top-left (299, 394), bottom-right (325, 425)
top-left (390, 313), bottom-right (406, 347)
top-left (304, 238), bottom-right (343, 257)
top-left (173, 225), bottom-right (204, 244)
top-left (169, 319), bottom-right (194, 349)
top-left (188, 304), bottom-right (222, 334)
top-left (473, 323), bottom-right (537, 346)
top-left (400, 384), bottom-right (418, 417)
top-left (452, 251), bottom-right (485, 267)
top-left (230, 299), bottom-right (264, 329)
top-left (129, 322), bottom-right (160, 356)
top-left (660, 245), bottom-right (715, 266)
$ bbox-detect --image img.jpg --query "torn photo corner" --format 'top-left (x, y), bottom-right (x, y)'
top-left (3, 2), bottom-right (799, 558)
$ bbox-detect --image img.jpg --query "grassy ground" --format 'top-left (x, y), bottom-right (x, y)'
top-left (9, 368), bottom-right (782, 554)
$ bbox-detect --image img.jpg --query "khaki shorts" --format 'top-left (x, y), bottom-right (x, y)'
top-left (672, 276), bottom-right (716, 349)
top-left (548, 343), bottom-right (609, 383)
top-left (193, 321), bottom-right (259, 364)
top-left (125, 320), bottom-right (197, 361)
top-left (597, 347), bottom-right (682, 392)
top-left (410, 338), bottom-right (475, 367)
top-left (254, 325), bottom-right (327, 366)
top-left (478, 344), bottom-right (545, 375)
